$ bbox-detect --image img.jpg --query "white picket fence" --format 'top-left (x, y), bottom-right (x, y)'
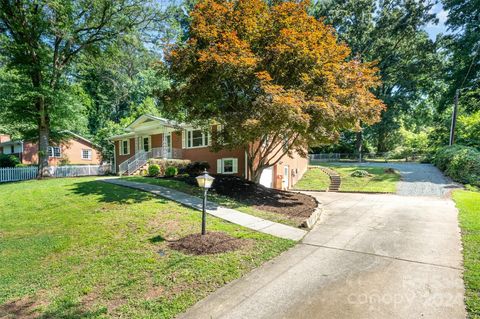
top-left (0, 164), bottom-right (112, 183)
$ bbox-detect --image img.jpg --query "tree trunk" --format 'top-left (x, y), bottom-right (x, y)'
top-left (37, 96), bottom-right (50, 178)
top-left (355, 129), bottom-right (363, 162)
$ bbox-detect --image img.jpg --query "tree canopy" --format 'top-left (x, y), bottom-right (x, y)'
top-left (165, 0), bottom-right (385, 180)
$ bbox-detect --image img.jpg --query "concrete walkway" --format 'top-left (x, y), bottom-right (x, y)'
top-left (102, 178), bottom-right (307, 241)
top-left (178, 192), bottom-right (465, 319)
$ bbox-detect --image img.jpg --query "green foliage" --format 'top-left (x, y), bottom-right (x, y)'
top-left (165, 166), bottom-right (178, 177)
top-left (185, 161), bottom-right (211, 175)
top-left (312, 0), bottom-right (442, 152)
top-left (351, 170), bottom-right (370, 177)
top-left (148, 164), bottom-right (161, 177)
top-left (0, 154), bottom-right (20, 168)
top-left (457, 111), bottom-right (480, 148)
top-left (433, 145), bottom-right (480, 187)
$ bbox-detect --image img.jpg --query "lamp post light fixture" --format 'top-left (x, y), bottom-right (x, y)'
top-left (196, 169), bottom-right (215, 235)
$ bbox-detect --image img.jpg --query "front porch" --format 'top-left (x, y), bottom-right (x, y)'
top-left (111, 115), bottom-right (185, 175)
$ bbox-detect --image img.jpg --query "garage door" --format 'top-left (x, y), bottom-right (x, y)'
top-left (259, 167), bottom-right (273, 188)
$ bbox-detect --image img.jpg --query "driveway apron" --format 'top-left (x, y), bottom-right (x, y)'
top-left (178, 164), bottom-right (466, 319)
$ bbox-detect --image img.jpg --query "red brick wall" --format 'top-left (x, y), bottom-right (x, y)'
top-left (22, 138), bottom-right (102, 166)
top-left (115, 137), bottom-right (136, 170)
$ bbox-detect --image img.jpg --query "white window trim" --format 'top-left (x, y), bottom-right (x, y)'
top-left (184, 128), bottom-right (211, 149)
top-left (138, 135), bottom-right (151, 152)
top-left (217, 158), bottom-right (238, 174)
top-left (120, 139), bottom-right (130, 155)
top-left (48, 146), bottom-right (61, 158)
top-left (81, 149), bottom-right (92, 160)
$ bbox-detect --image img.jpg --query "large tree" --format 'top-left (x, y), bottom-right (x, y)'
top-left (0, 0), bottom-right (155, 177)
top-left (312, 0), bottom-right (442, 152)
top-left (164, 0), bottom-right (384, 182)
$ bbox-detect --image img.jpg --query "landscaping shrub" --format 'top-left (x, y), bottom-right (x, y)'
top-left (433, 145), bottom-right (480, 187)
top-left (165, 166), bottom-right (178, 177)
top-left (351, 170), bottom-right (370, 177)
top-left (0, 154), bottom-right (20, 167)
top-left (147, 159), bottom-right (190, 176)
top-left (148, 164), bottom-right (160, 177)
top-left (185, 161), bottom-right (210, 175)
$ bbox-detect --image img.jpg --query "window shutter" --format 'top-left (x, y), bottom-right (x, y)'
top-left (232, 158), bottom-right (238, 173)
top-left (217, 159), bottom-right (222, 173)
top-left (127, 139), bottom-right (130, 155)
top-left (181, 131), bottom-right (185, 149)
top-left (207, 132), bottom-right (212, 146)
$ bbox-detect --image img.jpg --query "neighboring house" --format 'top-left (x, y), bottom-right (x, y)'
top-left (110, 115), bottom-right (308, 190)
top-left (0, 132), bottom-right (102, 166)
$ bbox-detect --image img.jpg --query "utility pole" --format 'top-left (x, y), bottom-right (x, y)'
top-left (449, 89), bottom-right (460, 146)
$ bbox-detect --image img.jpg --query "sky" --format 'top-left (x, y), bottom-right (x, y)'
top-left (424, 2), bottom-right (450, 40)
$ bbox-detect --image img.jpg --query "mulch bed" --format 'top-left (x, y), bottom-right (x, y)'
top-left (169, 232), bottom-right (248, 255)
top-left (169, 175), bottom-right (317, 225)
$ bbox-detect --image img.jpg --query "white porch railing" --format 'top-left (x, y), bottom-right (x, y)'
top-left (118, 147), bottom-right (183, 176)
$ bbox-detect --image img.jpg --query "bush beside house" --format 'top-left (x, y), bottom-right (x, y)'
top-left (433, 145), bottom-right (480, 187)
top-left (0, 154), bottom-right (20, 167)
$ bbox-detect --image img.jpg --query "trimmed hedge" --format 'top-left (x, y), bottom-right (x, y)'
top-left (433, 145), bottom-right (480, 187)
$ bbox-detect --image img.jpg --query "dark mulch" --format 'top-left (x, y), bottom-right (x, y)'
top-left (169, 232), bottom-right (248, 255)
top-left (169, 175), bottom-right (317, 224)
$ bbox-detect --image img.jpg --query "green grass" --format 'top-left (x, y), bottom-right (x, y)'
top-left (0, 177), bottom-right (294, 318)
top-left (296, 164), bottom-right (400, 193)
top-left (293, 168), bottom-right (330, 191)
top-left (453, 190), bottom-right (480, 318)
top-left (123, 176), bottom-right (299, 227)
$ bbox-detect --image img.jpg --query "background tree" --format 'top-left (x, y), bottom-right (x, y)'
top-left (312, 0), bottom-right (443, 153)
top-left (0, 0), bottom-right (155, 177)
top-left (164, 0), bottom-right (384, 181)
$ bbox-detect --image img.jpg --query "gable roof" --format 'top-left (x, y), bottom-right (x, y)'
top-left (0, 131), bottom-right (100, 149)
top-left (126, 114), bottom-right (184, 131)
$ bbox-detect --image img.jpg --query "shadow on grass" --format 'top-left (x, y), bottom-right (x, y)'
top-left (69, 180), bottom-right (158, 204)
top-left (0, 297), bottom-right (105, 319)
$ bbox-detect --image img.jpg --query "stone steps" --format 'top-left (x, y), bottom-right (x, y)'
top-left (318, 167), bottom-right (342, 192)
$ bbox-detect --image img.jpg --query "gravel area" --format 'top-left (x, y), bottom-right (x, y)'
top-left (326, 162), bottom-right (461, 197)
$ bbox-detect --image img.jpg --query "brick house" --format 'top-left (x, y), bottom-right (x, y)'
top-left (0, 132), bottom-right (102, 166)
top-left (110, 115), bottom-right (308, 190)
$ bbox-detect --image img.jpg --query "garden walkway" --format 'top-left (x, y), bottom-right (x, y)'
top-left (102, 178), bottom-right (307, 241)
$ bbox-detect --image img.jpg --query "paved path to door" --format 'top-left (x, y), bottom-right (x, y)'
top-left (102, 178), bottom-right (307, 241)
top-left (179, 191), bottom-right (465, 319)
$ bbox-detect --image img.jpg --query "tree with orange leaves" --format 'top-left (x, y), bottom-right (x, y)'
top-left (165, 0), bottom-right (385, 182)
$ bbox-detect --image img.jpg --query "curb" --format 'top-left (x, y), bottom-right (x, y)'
top-left (290, 191), bottom-right (323, 229)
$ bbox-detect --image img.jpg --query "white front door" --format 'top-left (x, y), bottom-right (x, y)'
top-left (163, 133), bottom-right (172, 158)
top-left (282, 165), bottom-right (289, 189)
top-left (260, 167), bottom-right (274, 188)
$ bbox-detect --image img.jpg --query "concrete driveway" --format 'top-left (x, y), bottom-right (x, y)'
top-left (178, 191), bottom-right (465, 319)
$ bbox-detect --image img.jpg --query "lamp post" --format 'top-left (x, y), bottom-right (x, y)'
top-left (196, 169), bottom-right (215, 235)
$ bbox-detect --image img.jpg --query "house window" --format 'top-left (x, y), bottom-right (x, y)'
top-left (10, 145), bottom-right (14, 154)
top-left (217, 158), bottom-right (238, 174)
top-left (48, 146), bottom-right (61, 158)
top-left (143, 137), bottom-right (150, 152)
top-left (82, 149), bottom-right (92, 160)
top-left (185, 129), bottom-right (210, 148)
top-left (120, 140), bottom-right (130, 155)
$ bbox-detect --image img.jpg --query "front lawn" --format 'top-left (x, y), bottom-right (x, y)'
top-left (453, 190), bottom-right (480, 318)
top-left (0, 178), bottom-right (294, 318)
top-left (295, 164), bottom-right (400, 193)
